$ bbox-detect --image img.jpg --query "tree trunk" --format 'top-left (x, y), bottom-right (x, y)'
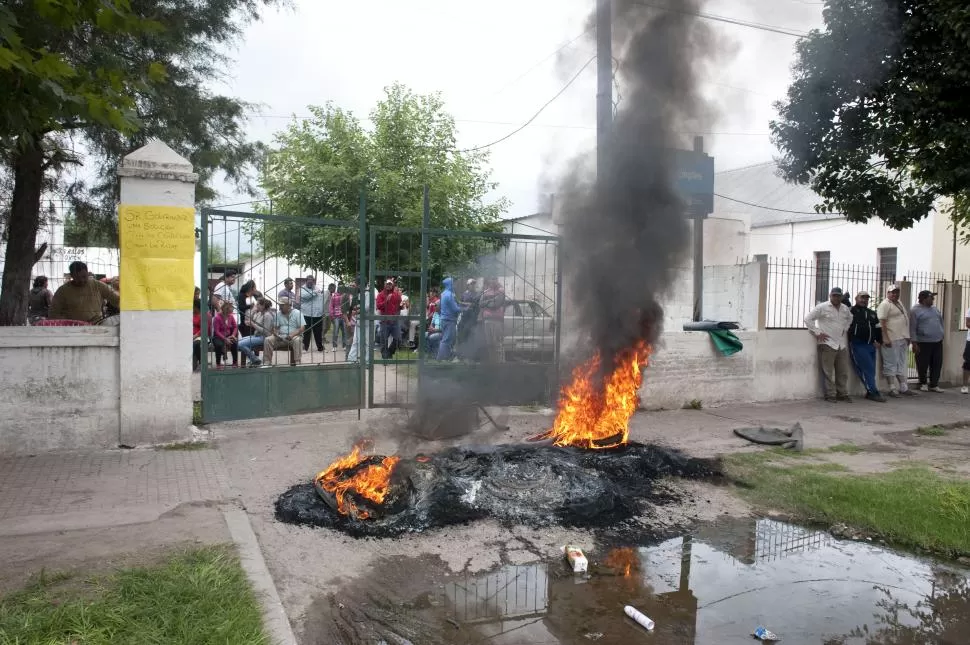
top-left (0, 138), bottom-right (46, 326)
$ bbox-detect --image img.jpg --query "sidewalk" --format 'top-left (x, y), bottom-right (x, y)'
top-left (0, 448), bottom-right (234, 592)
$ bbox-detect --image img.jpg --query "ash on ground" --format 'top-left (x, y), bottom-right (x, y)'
top-left (275, 442), bottom-right (722, 539)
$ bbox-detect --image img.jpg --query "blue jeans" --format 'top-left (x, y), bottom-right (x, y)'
top-left (238, 335), bottom-right (265, 363)
top-left (379, 320), bottom-right (401, 359)
top-left (849, 340), bottom-right (880, 395)
top-left (425, 332), bottom-right (442, 356)
top-left (332, 317), bottom-right (347, 348)
top-left (437, 319), bottom-right (457, 360)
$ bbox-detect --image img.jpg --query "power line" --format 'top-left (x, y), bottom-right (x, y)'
top-left (715, 191), bottom-right (844, 215)
top-left (486, 29), bottom-right (593, 98)
top-left (458, 55), bottom-right (597, 153)
top-left (632, 1), bottom-right (810, 37)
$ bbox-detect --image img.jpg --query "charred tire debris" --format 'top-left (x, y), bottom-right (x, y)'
top-left (275, 442), bottom-right (722, 539)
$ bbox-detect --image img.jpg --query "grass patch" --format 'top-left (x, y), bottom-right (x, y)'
top-left (916, 425), bottom-right (947, 436)
top-left (682, 399), bottom-right (703, 410)
top-left (0, 545), bottom-right (267, 645)
top-left (827, 443), bottom-right (864, 454)
top-left (727, 456), bottom-right (970, 556)
top-left (192, 400), bottom-right (203, 426)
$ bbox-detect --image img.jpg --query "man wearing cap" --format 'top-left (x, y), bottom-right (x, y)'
top-left (876, 285), bottom-right (914, 397)
top-left (263, 296), bottom-right (304, 367)
top-left (909, 290), bottom-right (945, 392)
top-left (804, 287), bottom-right (853, 402)
top-left (848, 291), bottom-right (886, 402)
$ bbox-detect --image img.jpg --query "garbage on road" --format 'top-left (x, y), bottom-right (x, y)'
top-left (754, 626), bottom-right (780, 641)
top-left (624, 605), bottom-right (655, 631)
top-left (564, 545), bottom-right (589, 573)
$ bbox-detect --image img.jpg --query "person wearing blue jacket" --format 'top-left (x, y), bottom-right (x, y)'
top-left (437, 277), bottom-right (461, 360)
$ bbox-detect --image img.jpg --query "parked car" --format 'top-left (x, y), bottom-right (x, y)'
top-left (502, 299), bottom-right (556, 361)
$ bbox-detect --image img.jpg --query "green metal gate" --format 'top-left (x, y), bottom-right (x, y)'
top-left (199, 199), bottom-right (367, 423)
top-left (363, 189), bottom-right (562, 409)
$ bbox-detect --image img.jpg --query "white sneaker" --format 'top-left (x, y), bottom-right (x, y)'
top-left (962, 386), bottom-right (969, 394)
top-left (930, 386), bottom-right (944, 393)
top-left (920, 384), bottom-right (929, 392)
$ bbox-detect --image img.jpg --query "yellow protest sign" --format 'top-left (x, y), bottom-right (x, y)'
top-left (119, 205), bottom-right (196, 310)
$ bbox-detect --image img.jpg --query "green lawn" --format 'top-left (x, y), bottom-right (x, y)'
top-left (0, 546), bottom-right (267, 645)
top-left (727, 454), bottom-right (970, 557)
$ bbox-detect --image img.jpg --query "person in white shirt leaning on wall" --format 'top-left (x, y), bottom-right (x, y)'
top-left (805, 287), bottom-right (854, 402)
top-left (876, 285), bottom-right (916, 398)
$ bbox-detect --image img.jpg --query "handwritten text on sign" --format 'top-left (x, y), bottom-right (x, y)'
top-left (119, 205), bottom-right (195, 310)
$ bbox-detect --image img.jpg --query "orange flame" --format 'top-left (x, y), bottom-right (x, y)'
top-left (315, 442), bottom-right (400, 519)
top-left (604, 547), bottom-right (639, 578)
top-left (533, 341), bottom-right (650, 449)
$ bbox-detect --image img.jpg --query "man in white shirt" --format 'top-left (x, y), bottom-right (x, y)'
top-left (211, 270), bottom-right (238, 311)
top-left (876, 284), bottom-right (915, 397)
top-left (263, 297), bottom-right (305, 367)
top-left (805, 286), bottom-right (853, 402)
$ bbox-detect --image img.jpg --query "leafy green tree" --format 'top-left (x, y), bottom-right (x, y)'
top-left (0, 0), bottom-right (281, 324)
top-left (771, 0), bottom-right (970, 231)
top-left (258, 84), bottom-right (509, 286)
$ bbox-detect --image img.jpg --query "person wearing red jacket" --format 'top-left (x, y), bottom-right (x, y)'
top-left (376, 279), bottom-right (403, 359)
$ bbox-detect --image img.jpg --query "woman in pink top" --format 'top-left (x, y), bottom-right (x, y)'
top-left (212, 301), bottom-right (239, 367)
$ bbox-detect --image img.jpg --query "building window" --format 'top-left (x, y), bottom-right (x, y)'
top-left (878, 247), bottom-right (897, 291)
top-left (753, 254), bottom-right (767, 263)
top-left (814, 251), bottom-right (831, 303)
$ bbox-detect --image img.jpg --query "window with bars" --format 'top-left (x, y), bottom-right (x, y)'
top-left (814, 251), bottom-right (831, 303)
top-left (878, 247), bottom-right (897, 291)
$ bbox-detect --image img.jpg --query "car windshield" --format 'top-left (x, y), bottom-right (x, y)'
top-left (514, 301), bottom-right (548, 317)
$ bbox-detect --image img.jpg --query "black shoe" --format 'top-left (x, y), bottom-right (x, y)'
top-left (824, 396), bottom-right (838, 403)
top-left (866, 392), bottom-right (887, 403)
top-left (836, 395), bottom-right (853, 403)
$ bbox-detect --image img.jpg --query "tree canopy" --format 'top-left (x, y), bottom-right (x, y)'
top-left (257, 84), bottom-right (509, 286)
top-left (0, 0), bottom-right (282, 324)
top-left (770, 0), bottom-right (970, 231)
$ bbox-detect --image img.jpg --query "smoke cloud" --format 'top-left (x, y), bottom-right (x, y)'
top-left (556, 0), bottom-right (722, 371)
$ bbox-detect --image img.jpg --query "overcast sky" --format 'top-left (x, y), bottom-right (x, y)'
top-left (214, 0), bottom-right (824, 218)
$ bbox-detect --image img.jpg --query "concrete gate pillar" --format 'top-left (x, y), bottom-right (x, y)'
top-left (117, 141), bottom-right (198, 445)
top-left (941, 281), bottom-right (964, 385)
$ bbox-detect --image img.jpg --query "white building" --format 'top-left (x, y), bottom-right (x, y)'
top-left (719, 161), bottom-right (968, 275)
top-left (715, 161), bottom-right (969, 327)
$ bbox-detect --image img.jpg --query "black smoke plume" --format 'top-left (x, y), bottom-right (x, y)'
top-left (557, 0), bottom-right (720, 371)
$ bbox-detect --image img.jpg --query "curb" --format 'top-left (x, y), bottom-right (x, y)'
top-left (223, 507), bottom-right (298, 645)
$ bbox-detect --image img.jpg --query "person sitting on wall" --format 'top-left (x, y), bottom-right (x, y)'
top-left (264, 296), bottom-right (305, 367)
top-left (238, 298), bottom-right (274, 368)
top-left (49, 261), bottom-right (120, 324)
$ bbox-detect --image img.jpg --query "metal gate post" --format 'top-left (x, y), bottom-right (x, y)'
top-left (358, 189), bottom-right (367, 409)
top-left (367, 226), bottom-right (378, 407)
top-left (417, 185), bottom-right (430, 387)
top-left (199, 209), bottom-right (210, 421)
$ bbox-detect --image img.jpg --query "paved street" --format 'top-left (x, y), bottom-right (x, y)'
top-left (1, 391), bottom-right (968, 641)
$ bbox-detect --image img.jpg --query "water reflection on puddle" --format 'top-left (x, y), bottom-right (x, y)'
top-left (437, 519), bottom-right (969, 644)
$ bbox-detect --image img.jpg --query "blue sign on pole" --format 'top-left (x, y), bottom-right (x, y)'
top-left (673, 149), bottom-right (715, 218)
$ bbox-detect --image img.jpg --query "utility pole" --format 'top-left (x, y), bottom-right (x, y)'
top-left (692, 136), bottom-right (705, 322)
top-left (596, 0), bottom-right (612, 178)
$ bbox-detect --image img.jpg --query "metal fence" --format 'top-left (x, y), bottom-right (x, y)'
top-left (763, 257), bottom-right (963, 329)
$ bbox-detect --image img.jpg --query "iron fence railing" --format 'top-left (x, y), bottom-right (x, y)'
top-left (761, 257), bottom-right (966, 330)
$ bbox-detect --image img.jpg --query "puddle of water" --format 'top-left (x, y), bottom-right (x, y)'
top-left (428, 518), bottom-right (969, 645)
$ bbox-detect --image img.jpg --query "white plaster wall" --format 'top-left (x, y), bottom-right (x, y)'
top-left (704, 216), bottom-right (749, 265)
top-left (639, 329), bottom-right (871, 410)
top-left (702, 262), bottom-right (761, 329)
top-left (0, 327), bottom-right (120, 455)
top-left (748, 217), bottom-right (934, 271)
